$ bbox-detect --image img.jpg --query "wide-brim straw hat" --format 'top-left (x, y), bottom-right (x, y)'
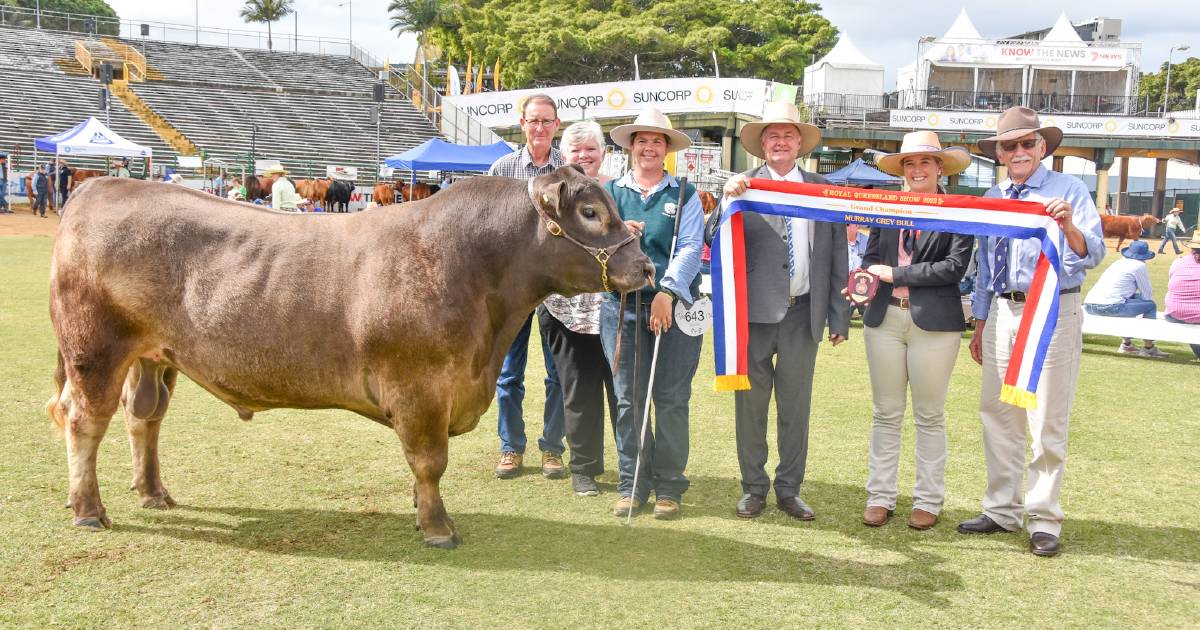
top-left (1186, 232), bottom-right (1200, 249)
top-left (262, 163), bottom-right (288, 176)
top-left (610, 108), bottom-right (691, 153)
top-left (1170, 207), bottom-right (1184, 214)
top-left (740, 100), bottom-right (821, 159)
top-left (876, 130), bottom-right (972, 177)
top-left (978, 106), bottom-right (1062, 159)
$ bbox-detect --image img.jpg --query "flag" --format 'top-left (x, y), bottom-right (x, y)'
top-left (712, 179), bottom-right (1065, 409)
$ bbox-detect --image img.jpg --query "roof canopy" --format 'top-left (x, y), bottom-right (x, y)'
top-left (34, 117), bottom-right (152, 158)
top-left (1043, 13), bottom-right (1085, 44)
top-left (807, 35), bottom-right (882, 71)
top-left (825, 159), bottom-right (902, 187)
top-left (384, 139), bottom-right (514, 171)
top-left (941, 8), bottom-right (983, 41)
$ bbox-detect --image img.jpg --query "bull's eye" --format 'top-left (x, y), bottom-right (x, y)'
top-left (582, 205), bottom-right (597, 219)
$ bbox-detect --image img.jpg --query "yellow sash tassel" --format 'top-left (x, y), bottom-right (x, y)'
top-left (714, 375), bottom-right (751, 391)
top-left (999, 384), bottom-right (1038, 410)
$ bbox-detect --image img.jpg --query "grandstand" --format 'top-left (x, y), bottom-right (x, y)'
top-left (0, 24), bottom-right (441, 182)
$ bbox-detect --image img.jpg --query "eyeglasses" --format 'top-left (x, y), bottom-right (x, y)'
top-left (998, 139), bottom-right (1040, 153)
top-left (523, 119), bottom-right (558, 129)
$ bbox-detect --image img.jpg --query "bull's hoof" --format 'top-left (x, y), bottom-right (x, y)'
top-left (139, 493), bottom-right (176, 509)
top-left (73, 515), bottom-right (111, 531)
top-left (423, 533), bottom-right (462, 550)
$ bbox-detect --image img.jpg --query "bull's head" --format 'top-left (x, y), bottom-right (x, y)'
top-left (530, 165), bottom-right (654, 295)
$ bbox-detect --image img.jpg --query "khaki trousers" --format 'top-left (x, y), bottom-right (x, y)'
top-left (980, 293), bottom-right (1082, 537)
top-left (864, 305), bottom-right (961, 513)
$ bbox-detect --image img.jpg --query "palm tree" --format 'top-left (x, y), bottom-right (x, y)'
top-left (239, 0), bottom-right (294, 51)
top-left (388, 0), bottom-right (442, 60)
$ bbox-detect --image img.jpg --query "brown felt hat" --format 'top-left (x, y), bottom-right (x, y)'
top-left (977, 106), bottom-right (1062, 159)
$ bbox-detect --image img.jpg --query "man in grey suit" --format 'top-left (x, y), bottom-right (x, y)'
top-left (709, 101), bottom-right (850, 520)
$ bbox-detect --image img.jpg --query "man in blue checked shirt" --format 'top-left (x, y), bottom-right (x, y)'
top-left (958, 107), bottom-right (1105, 558)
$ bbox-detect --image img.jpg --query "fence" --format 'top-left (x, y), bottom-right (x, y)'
top-left (1111, 189), bottom-right (1200, 236)
top-left (893, 89), bottom-right (1154, 116)
top-left (0, 6), bottom-right (350, 56)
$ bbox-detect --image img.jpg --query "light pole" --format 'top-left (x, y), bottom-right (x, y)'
top-left (1163, 44), bottom-right (1191, 114)
top-left (194, 0), bottom-right (198, 44)
top-left (337, 0), bottom-right (352, 50)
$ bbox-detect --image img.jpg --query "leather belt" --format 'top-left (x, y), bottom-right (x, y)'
top-left (998, 285), bottom-right (1080, 303)
top-left (787, 293), bottom-right (810, 307)
top-left (888, 296), bottom-right (910, 309)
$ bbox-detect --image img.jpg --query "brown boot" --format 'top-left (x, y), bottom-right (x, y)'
top-left (863, 506), bottom-right (894, 527)
top-left (612, 496), bottom-right (641, 517)
top-left (908, 509), bottom-right (939, 530)
top-left (653, 498), bottom-right (681, 520)
top-left (494, 451), bottom-right (523, 479)
top-left (541, 451), bottom-right (567, 479)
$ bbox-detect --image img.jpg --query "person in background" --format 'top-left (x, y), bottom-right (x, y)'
top-left (32, 164), bottom-right (49, 218)
top-left (538, 120), bottom-right (619, 498)
top-left (486, 94), bottom-right (568, 480)
top-left (263, 164), bottom-right (301, 212)
top-left (1083, 240), bottom-right (1169, 358)
top-left (601, 107), bottom-right (704, 520)
top-left (859, 131), bottom-right (974, 530)
top-left (1159, 207), bottom-right (1187, 255)
top-left (56, 158), bottom-right (72, 211)
top-left (227, 176), bottom-right (246, 201)
top-left (0, 154), bottom-right (10, 214)
top-left (114, 158), bottom-right (131, 178)
top-left (1165, 231), bottom-right (1200, 360)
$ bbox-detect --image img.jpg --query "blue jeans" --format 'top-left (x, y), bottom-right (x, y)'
top-left (599, 296), bottom-right (702, 502)
top-left (1084, 299), bottom-right (1157, 319)
top-left (1159, 229), bottom-right (1181, 254)
top-left (1164, 314), bottom-right (1200, 358)
top-left (495, 313), bottom-right (565, 455)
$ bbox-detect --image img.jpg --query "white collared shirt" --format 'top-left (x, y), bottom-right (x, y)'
top-left (766, 164), bottom-right (812, 296)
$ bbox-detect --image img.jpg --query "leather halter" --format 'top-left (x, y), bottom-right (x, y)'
top-left (528, 178), bottom-right (639, 293)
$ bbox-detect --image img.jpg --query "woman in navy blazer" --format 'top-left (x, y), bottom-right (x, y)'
top-left (858, 132), bottom-right (974, 531)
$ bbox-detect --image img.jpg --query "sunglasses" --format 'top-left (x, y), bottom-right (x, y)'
top-left (998, 139), bottom-right (1040, 152)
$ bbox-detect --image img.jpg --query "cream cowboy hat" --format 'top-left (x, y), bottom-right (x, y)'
top-left (610, 108), bottom-right (691, 153)
top-left (977, 106), bottom-right (1063, 160)
top-left (876, 131), bottom-right (972, 177)
top-left (1169, 207), bottom-right (1183, 214)
top-left (1186, 231), bottom-right (1200, 250)
top-left (262, 163), bottom-right (288, 176)
top-left (739, 100), bottom-right (821, 159)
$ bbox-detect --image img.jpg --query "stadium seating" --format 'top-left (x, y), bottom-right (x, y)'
top-left (0, 24), bottom-right (442, 181)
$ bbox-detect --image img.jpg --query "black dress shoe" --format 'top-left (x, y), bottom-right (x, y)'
top-left (736, 493), bottom-right (767, 518)
top-left (1030, 532), bottom-right (1060, 557)
top-left (777, 496), bottom-right (815, 521)
top-left (956, 514), bottom-right (1012, 534)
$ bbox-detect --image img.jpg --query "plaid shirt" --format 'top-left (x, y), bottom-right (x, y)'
top-left (487, 145), bottom-right (564, 179)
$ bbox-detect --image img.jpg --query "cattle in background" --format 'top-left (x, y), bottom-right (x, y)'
top-left (69, 169), bottom-right (104, 191)
top-left (698, 190), bottom-right (718, 216)
top-left (45, 167), bottom-right (653, 548)
top-left (400, 182), bottom-right (436, 202)
top-left (372, 181), bottom-right (395, 206)
top-left (325, 179), bottom-right (353, 212)
top-left (1101, 213), bottom-right (1159, 251)
top-left (244, 175), bottom-right (272, 203)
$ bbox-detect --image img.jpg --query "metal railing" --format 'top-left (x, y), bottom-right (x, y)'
top-left (894, 89), bottom-right (1155, 116)
top-left (0, 6), bottom-right (350, 56)
top-left (384, 64), bottom-right (504, 146)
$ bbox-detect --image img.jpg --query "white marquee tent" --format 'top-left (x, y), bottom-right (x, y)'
top-left (803, 35), bottom-right (884, 102)
top-left (34, 116), bottom-right (153, 159)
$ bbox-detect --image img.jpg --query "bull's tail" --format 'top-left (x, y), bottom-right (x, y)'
top-left (46, 349), bottom-right (67, 438)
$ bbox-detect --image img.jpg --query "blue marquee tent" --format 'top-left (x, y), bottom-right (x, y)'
top-left (825, 158), bottom-right (901, 187)
top-left (384, 139), bottom-right (513, 172)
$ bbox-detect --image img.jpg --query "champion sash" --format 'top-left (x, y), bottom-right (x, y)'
top-left (712, 179), bottom-right (1065, 410)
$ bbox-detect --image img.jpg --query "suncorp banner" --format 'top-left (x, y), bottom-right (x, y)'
top-left (447, 78), bottom-right (782, 127)
top-left (890, 110), bottom-right (1200, 138)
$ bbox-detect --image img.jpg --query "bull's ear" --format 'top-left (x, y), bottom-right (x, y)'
top-left (534, 178), bottom-right (567, 218)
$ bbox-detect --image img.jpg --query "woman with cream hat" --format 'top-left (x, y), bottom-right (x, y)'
top-left (599, 107), bottom-right (704, 521)
top-left (858, 131), bottom-right (974, 530)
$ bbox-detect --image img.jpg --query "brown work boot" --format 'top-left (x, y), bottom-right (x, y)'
top-left (494, 451), bottom-right (523, 479)
top-left (653, 498), bottom-right (681, 520)
top-left (908, 509), bottom-right (939, 530)
top-left (862, 506), bottom-right (894, 527)
top-left (541, 451), bottom-right (567, 479)
top-left (612, 496), bottom-right (641, 517)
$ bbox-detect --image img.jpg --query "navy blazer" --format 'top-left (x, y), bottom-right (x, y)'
top-left (861, 228), bottom-right (973, 332)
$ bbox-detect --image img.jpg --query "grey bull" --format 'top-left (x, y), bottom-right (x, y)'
top-left (46, 167), bottom-right (653, 548)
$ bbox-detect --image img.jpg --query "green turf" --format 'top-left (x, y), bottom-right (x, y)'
top-left (1, 236), bottom-right (1196, 627)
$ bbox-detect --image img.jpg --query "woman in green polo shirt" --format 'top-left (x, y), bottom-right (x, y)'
top-left (599, 107), bottom-right (704, 521)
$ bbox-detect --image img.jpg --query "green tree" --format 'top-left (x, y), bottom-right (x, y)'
top-left (388, 0), bottom-right (445, 62)
top-left (239, 0), bottom-right (294, 51)
top-left (1140, 56), bottom-right (1200, 113)
top-left (422, 0), bottom-right (836, 89)
top-left (0, 0), bottom-right (119, 35)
